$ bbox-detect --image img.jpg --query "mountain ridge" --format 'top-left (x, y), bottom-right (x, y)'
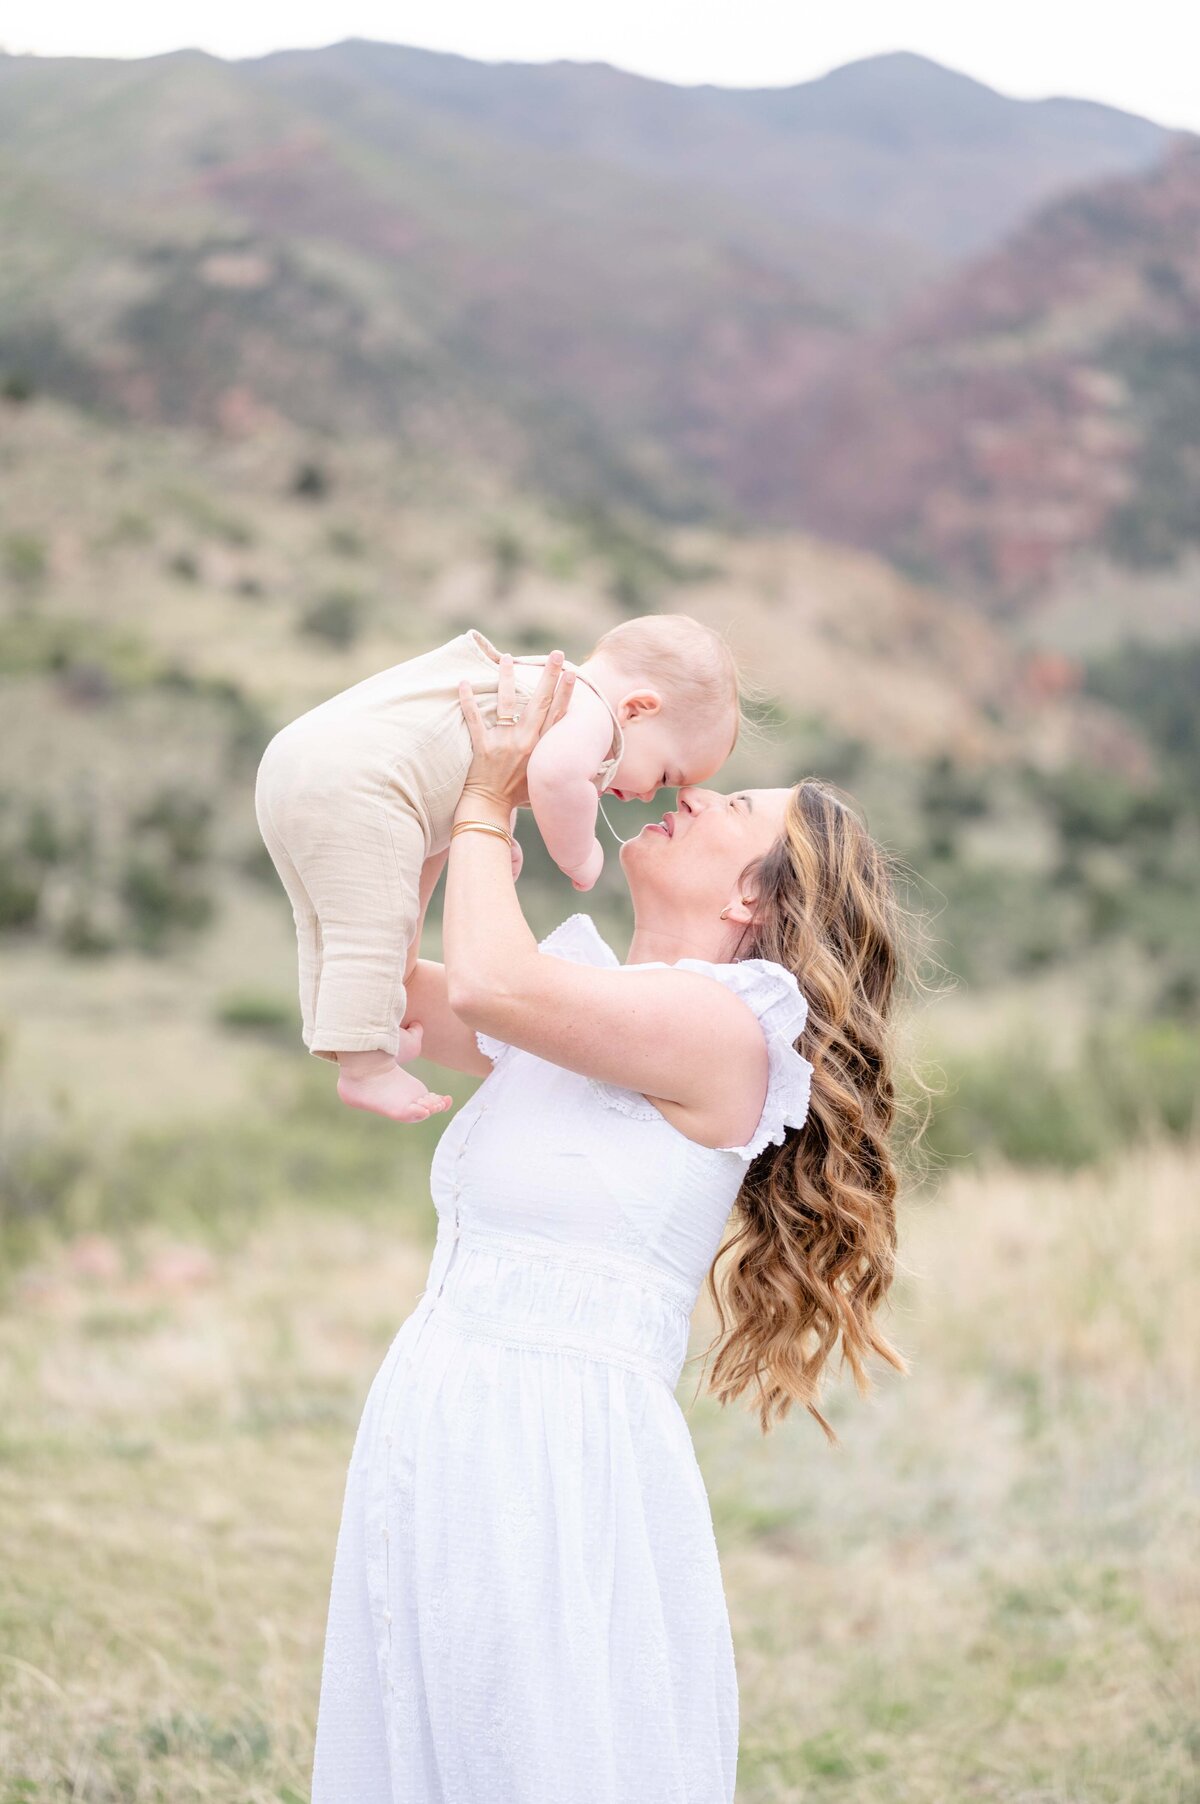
top-left (755, 135), bottom-right (1200, 599)
top-left (0, 40), bottom-right (1194, 597)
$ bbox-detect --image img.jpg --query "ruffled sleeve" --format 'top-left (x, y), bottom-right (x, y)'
top-left (673, 957), bottom-right (814, 1162)
top-left (474, 913), bottom-right (620, 1064)
top-left (585, 954), bottom-right (814, 1157)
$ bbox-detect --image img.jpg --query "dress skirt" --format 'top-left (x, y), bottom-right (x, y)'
top-left (309, 1224), bottom-right (740, 1804)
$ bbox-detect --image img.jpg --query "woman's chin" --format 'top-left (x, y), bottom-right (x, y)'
top-left (618, 824), bottom-right (662, 879)
top-left (617, 832), bottom-right (645, 873)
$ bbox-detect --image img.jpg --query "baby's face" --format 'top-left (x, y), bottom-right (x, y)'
top-left (607, 714), bottom-right (730, 804)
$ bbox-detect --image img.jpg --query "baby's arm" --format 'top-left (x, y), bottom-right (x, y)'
top-left (526, 683), bottom-right (614, 887)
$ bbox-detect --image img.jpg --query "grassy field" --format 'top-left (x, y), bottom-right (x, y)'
top-left (1, 1134), bottom-right (1195, 1803)
top-left (1, 397), bottom-right (1196, 1802)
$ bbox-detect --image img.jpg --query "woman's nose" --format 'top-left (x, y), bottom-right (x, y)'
top-left (676, 786), bottom-right (711, 813)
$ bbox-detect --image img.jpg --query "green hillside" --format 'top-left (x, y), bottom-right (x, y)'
top-left (0, 394), bottom-right (1195, 1241)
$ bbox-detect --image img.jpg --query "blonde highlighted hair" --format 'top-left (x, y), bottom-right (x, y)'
top-left (696, 777), bottom-right (932, 1443)
top-left (586, 614), bottom-right (743, 760)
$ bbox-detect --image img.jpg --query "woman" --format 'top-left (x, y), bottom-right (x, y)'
top-left (310, 651), bottom-right (912, 1803)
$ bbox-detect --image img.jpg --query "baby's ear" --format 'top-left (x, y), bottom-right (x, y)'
top-left (620, 688), bottom-right (662, 719)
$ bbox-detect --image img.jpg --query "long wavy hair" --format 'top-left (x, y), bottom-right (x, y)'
top-left (695, 776), bottom-right (931, 1445)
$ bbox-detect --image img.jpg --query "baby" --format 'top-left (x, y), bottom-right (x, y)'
top-left (254, 615), bottom-right (740, 1121)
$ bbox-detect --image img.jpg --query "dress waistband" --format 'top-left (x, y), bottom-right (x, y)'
top-left (417, 1221), bottom-right (695, 1390)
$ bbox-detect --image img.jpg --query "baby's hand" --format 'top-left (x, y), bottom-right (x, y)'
top-left (566, 839), bottom-right (604, 892)
top-left (510, 837), bottom-right (524, 881)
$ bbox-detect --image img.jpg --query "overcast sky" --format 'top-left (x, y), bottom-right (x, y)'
top-left (3, 0), bottom-right (1198, 133)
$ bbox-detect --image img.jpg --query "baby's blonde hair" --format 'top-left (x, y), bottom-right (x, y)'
top-left (586, 613), bottom-right (743, 759)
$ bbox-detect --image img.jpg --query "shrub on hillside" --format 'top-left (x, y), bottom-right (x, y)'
top-left (215, 991), bottom-right (297, 1039)
top-left (1, 371), bottom-right (35, 403)
top-left (0, 863), bottom-right (40, 932)
top-left (0, 1066), bottom-right (459, 1265)
top-left (1086, 639), bottom-right (1200, 797)
top-left (291, 460), bottom-right (331, 500)
top-left (299, 589), bottom-right (364, 648)
top-left (119, 856), bottom-right (214, 953)
top-left (927, 1020), bottom-right (1200, 1170)
top-left (2, 531), bottom-right (48, 593)
top-left (132, 789), bottom-right (212, 866)
top-left (165, 550), bottom-right (201, 583)
top-left (486, 524), bottom-right (525, 597)
top-left (59, 904), bottom-right (118, 958)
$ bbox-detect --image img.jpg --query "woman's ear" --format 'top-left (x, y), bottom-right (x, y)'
top-left (619, 687), bottom-right (662, 721)
top-left (722, 891), bottom-right (759, 928)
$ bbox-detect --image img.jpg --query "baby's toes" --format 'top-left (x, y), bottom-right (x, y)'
top-left (394, 1095), bottom-right (451, 1124)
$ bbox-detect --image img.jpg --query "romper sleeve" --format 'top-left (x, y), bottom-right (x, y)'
top-left (673, 956), bottom-right (814, 1161)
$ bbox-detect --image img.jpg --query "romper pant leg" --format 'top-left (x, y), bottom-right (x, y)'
top-left (284, 773), bottom-right (427, 1063)
top-left (254, 758), bottom-right (323, 1053)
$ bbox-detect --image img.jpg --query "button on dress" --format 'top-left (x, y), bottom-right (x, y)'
top-left (310, 913), bottom-right (814, 1804)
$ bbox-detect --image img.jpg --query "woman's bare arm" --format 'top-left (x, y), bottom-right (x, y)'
top-left (443, 830), bottom-right (767, 1147)
top-left (405, 958), bottom-right (493, 1077)
top-left (400, 849), bottom-right (491, 1076)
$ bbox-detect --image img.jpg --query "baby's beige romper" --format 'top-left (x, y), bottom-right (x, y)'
top-left (254, 629), bottom-right (624, 1061)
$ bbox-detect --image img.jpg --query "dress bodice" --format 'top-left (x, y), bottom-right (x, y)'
top-left (420, 915), bottom-right (813, 1382)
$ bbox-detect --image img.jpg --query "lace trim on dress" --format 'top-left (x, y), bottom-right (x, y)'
top-left (586, 1080), bottom-right (663, 1121)
top-left (537, 912), bottom-right (621, 968)
top-left (474, 1027), bottom-right (510, 1063)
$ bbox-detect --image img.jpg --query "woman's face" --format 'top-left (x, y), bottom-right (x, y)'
top-left (620, 784), bottom-right (793, 922)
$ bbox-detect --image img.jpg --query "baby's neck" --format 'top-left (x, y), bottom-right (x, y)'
top-left (573, 653), bottom-right (633, 711)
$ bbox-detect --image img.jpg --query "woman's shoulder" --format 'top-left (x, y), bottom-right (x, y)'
top-left (655, 954), bottom-right (812, 1160)
top-left (528, 919), bottom-right (814, 1160)
top-left (529, 914), bottom-right (809, 1048)
top-left (670, 953), bottom-right (809, 1042)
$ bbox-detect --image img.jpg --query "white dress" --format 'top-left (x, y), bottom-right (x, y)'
top-left (309, 912), bottom-right (814, 1804)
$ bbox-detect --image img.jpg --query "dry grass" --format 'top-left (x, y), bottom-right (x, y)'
top-left (0, 1138), bottom-right (1197, 1801)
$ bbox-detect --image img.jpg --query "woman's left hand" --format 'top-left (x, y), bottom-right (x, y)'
top-left (456, 650), bottom-right (575, 817)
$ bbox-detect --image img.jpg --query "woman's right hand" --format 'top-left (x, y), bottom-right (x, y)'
top-left (456, 650), bottom-right (576, 818)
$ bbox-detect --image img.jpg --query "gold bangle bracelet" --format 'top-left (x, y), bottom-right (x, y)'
top-left (450, 819), bottom-right (514, 847)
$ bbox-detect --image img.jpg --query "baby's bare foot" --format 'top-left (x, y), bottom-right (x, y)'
top-left (336, 1061), bottom-right (452, 1123)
